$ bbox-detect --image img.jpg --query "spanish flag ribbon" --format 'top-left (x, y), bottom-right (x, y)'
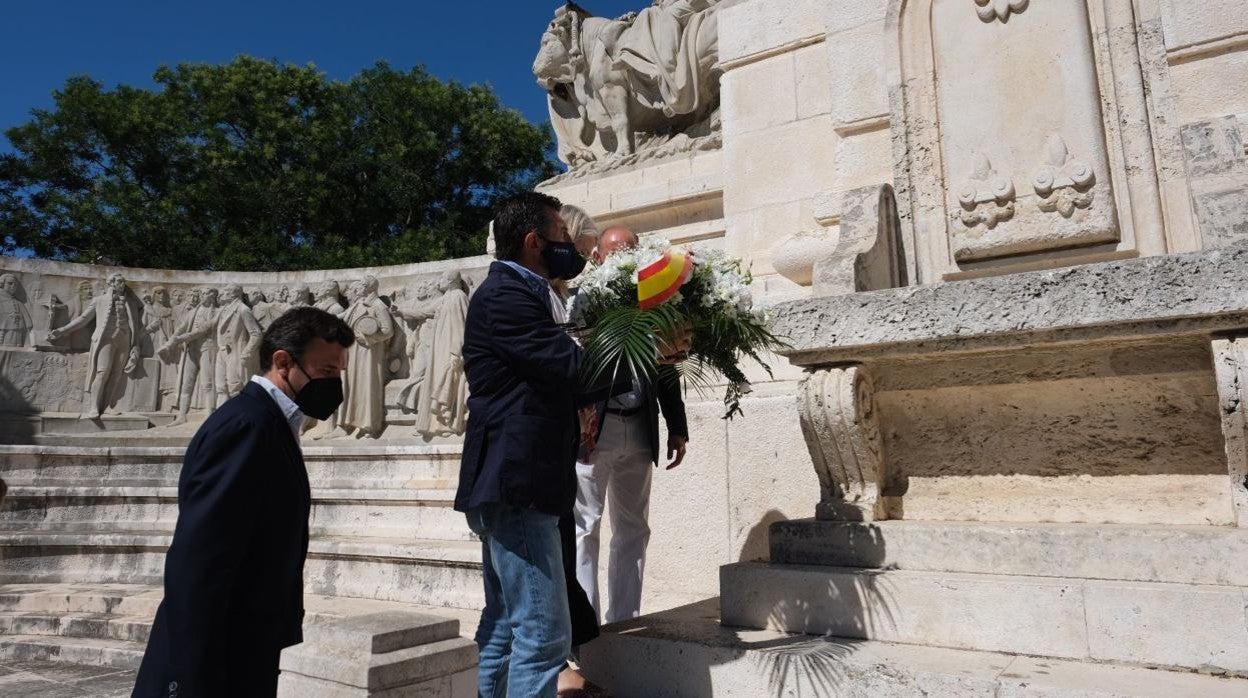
top-left (637, 250), bottom-right (694, 309)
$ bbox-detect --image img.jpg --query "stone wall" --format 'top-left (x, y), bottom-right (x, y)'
top-left (0, 255), bottom-right (490, 442)
top-left (535, 0), bottom-right (1248, 610)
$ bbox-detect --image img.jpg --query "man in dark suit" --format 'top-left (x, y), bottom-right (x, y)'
top-left (457, 191), bottom-right (588, 698)
top-left (574, 227), bottom-right (690, 625)
top-left (132, 307), bottom-right (354, 698)
top-left (458, 192), bottom-right (689, 697)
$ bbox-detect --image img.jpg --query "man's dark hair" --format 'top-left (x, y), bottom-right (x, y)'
top-left (493, 191), bottom-right (562, 261)
top-left (259, 306), bottom-right (354, 371)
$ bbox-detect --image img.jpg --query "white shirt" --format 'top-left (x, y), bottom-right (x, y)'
top-left (250, 375), bottom-right (304, 444)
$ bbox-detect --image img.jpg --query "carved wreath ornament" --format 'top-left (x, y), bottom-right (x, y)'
top-left (975, 0), bottom-right (1029, 22)
top-left (1033, 134), bottom-right (1095, 217)
top-left (956, 153), bottom-right (1016, 233)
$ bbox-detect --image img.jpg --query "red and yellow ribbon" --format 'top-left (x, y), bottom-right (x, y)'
top-left (637, 250), bottom-right (694, 309)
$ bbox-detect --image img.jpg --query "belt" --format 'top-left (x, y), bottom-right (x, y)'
top-left (605, 406), bottom-right (643, 418)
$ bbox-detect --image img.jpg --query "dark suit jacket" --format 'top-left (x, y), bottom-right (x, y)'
top-left (456, 262), bottom-right (623, 518)
top-left (133, 381), bottom-right (310, 698)
top-left (590, 367), bottom-right (689, 465)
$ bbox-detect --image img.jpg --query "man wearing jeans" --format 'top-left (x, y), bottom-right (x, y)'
top-left (455, 192), bottom-right (593, 697)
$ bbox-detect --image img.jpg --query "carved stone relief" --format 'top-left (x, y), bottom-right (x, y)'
top-left (890, 0), bottom-right (1165, 279)
top-left (797, 365), bottom-right (900, 522)
top-left (1033, 134), bottom-right (1096, 217)
top-left (0, 274), bottom-right (32, 348)
top-left (975, 0), bottom-right (1028, 23)
top-left (535, 0), bottom-right (723, 170)
top-left (956, 154), bottom-right (1016, 233)
top-left (0, 259), bottom-right (486, 440)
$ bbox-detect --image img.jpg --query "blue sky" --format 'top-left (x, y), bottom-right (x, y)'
top-left (0, 0), bottom-right (641, 148)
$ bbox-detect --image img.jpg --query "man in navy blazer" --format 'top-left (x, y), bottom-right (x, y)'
top-left (458, 191), bottom-right (679, 697)
top-left (132, 308), bottom-right (354, 698)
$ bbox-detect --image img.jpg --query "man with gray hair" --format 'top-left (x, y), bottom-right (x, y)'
top-left (48, 273), bottom-right (141, 419)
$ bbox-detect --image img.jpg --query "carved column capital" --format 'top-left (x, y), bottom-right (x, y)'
top-left (797, 365), bottom-right (899, 521)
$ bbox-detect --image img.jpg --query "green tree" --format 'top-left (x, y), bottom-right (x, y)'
top-left (0, 56), bottom-right (556, 271)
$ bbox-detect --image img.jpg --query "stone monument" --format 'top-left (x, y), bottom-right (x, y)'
top-left (2, 2), bottom-right (1248, 695)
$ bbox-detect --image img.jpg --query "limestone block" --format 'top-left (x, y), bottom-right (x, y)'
top-left (794, 43), bottom-right (832, 121)
top-left (721, 53), bottom-right (797, 137)
top-left (995, 656), bottom-right (1248, 698)
top-left (279, 611), bottom-right (477, 697)
top-left (768, 519), bottom-right (1248, 587)
top-left (876, 369), bottom-right (1230, 526)
top-left (723, 116), bottom-right (839, 216)
top-left (640, 157), bottom-right (694, 186)
top-left (633, 398), bottom-right (731, 607)
top-left (831, 128), bottom-right (893, 194)
top-left (1182, 117), bottom-right (1248, 249)
top-left (721, 563), bottom-right (1090, 660)
top-left (1084, 582), bottom-right (1248, 674)
top-left (1168, 50), bottom-right (1248, 125)
top-left (1159, 0), bottom-right (1248, 50)
top-left (584, 602), bottom-right (1248, 698)
top-left (719, 0), bottom-right (826, 65)
top-left (825, 21), bottom-right (889, 129)
top-left (772, 244), bottom-right (1248, 365)
top-left (1212, 336), bottom-right (1248, 525)
top-left (724, 393), bottom-right (818, 562)
top-left (722, 200), bottom-right (809, 266)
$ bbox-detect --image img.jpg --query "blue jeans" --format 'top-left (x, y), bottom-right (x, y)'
top-left (466, 504), bottom-right (571, 698)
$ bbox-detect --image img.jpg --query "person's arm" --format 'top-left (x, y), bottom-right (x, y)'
top-left (47, 304), bottom-right (95, 339)
top-left (656, 366), bottom-right (690, 468)
top-left (162, 417), bottom-right (265, 693)
top-left (488, 283), bottom-right (581, 392)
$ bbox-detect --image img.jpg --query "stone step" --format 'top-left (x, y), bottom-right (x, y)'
top-left (0, 584), bottom-right (484, 652)
top-left (0, 485), bottom-right (474, 541)
top-left (0, 443), bottom-right (464, 490)
top-left (0, 530), bottom-right (485, 610)
top-left (720, 562), bottom-right (1248, 676)
top-left (580, 598), bottom-right (1248, 698)
top-left (770, 519), bottom-right (1248, 587)
top-left (0, 635), bottom-right (146, 672)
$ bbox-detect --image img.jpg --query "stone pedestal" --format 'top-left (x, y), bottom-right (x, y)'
top-left (278, 612), bottom-right (477, 698)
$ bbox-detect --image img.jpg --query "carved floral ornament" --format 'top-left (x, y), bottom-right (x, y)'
top-left (1033, 134), bottom-right (1096, 217)
top-left (975, 0), bottom-right (1029, 23)
top-left (956, 153), bottom-right (1016, 232)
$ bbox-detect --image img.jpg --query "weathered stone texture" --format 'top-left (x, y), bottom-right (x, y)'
top-left (774, 244), bottom-right (1248, 364)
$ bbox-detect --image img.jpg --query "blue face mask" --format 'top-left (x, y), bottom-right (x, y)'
top-left (540, 237), bottom-right (588, 281)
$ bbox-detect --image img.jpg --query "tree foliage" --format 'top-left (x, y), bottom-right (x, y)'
top-left (0, 57), bottom-right (557, 270)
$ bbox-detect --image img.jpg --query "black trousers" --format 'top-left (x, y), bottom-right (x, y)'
top-left (560, 510), bottom-right (600, 649)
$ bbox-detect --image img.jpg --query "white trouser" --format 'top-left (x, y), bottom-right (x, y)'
top-left (573, 412), bottom-right (653, 624)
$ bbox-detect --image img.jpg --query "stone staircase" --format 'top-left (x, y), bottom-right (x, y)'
top-left (581, 520), bottom-right (1248, 697)
top-left (0, 442), bottom-right (485, 673)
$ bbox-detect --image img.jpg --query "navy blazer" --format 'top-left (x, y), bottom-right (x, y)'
top-left (133, 381), bottom-right (310, 698)
top-left (457, 262), bottom-right (620, 517)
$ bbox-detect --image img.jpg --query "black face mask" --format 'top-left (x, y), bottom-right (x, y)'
top-left (291, 362), bottom-right (344, 421)
top-left (541, 238), bottom-right (588, 281)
